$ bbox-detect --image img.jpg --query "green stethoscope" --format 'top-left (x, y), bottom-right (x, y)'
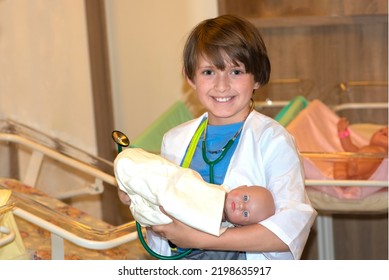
top-left (184, 118), bottom-right (243, 184)
top-left (197, 100), bottom-right (253, 183)
top-left (111, 118), bottom-right (242, 259)
top-left (112, 130), bottom-right (192, 260)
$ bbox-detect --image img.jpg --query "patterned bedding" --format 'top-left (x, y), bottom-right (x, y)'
top-left (0, 178), bottom-right (155, 260)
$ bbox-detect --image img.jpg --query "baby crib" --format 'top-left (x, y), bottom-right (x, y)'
top-left (0, 119), bottom-right (152, 260)
top-left (286, 81), bottom-right (388, 259)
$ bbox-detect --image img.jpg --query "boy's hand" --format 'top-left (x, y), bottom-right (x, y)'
top-left (150, 206), bottom-right (205, 249)
top-left (118, 189), bottom-right (131, 206)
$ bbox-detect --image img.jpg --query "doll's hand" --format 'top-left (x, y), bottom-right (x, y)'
top-left (337, 117), bottom-right (349, 133)
top-left (118, 189), bottom-right (131, 206)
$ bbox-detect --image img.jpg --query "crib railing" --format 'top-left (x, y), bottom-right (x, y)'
top-left (323, 80), bottom-right (388, 125)
top-left (253, 78), bottom-right (314, 118)
top-left (302, 151), bottom-right (389, 187)
top-left (0, 132), bottom-right (114, 194)
top-left (12, 202), bottom-right (138, 259)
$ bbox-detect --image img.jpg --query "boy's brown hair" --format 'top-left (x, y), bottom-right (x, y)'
top-left (183, 14), bottom-right (271, 86)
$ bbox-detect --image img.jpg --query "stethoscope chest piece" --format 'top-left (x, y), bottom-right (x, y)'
top-left (112, 130), bottom-right (130, 148)
top-left (112, 130), bottom-right (130, 153)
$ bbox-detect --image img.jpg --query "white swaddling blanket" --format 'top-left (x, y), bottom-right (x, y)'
top-left (287, 99), bottom-right (388, 199)
top-left (114, 148), bottom-right (227, 236)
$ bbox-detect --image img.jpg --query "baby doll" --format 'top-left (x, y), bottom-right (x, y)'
top-left (335, 117), bottom-right (388, 179)
top-left (114, 148), bottom-right (275, 236)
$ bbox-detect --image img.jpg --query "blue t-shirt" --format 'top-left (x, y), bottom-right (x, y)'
top-left (188, 121), bottom-right (243, 185)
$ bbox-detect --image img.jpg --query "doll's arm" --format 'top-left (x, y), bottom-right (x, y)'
top-left (337, 117), bottom-right (359, 152)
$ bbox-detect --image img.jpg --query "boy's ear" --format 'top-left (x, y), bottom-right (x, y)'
top-left (185, 74), bottom-right (196, 90)
top-left (182, 66), bottom-right (196, 89)
top-left (182, 67), bottom-right (196, 90)
top-left (253, 82), bottom-right (260, 90)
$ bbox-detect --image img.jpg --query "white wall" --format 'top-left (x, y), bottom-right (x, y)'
top-left (105, 0), bottom-right (218, 140)
top-left (0, 0), bottom-right (96, 154)
top-left (0, 0), bottom-right (100, 217)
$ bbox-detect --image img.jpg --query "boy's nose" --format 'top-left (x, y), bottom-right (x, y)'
top-left (214, 74), bottom-right (230, 92)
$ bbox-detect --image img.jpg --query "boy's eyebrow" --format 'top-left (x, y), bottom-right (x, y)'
top-left (197, 63), bottom-right (215, 69)
top-left (198, 62), bottom-right (245, 69)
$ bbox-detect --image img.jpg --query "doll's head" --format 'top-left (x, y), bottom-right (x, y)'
top-left (223, 186), bottom-right (275, 226)
top-left (369, 126), bottom-right (388, 151)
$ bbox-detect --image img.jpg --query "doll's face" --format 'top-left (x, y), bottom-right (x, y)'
top-left (370, 126), bottom-right (388, 150)
top-left (224, 186), bottom-right (272, 226)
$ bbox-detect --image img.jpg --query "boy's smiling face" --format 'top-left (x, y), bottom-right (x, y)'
top-left (186, 55), bottom-right (259, 126)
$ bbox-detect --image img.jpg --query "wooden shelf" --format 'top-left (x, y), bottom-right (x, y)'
top-left (248, 14), bottom-right (388, 29)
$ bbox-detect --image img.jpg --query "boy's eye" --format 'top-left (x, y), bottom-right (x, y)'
top-left (231, 69), bottom-right (244, 75)
top-left (243, 194), bottom-right (249, 202)
top-left (243, 211), bottom-right (249, 218)
top-left (202, 70), bottom-right (214, 75)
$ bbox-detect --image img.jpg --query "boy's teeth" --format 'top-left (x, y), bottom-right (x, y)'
top-left (215, 97), bottom-right (231, 102)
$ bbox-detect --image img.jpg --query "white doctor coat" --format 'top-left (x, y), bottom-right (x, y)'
top-left (146, 110), bottom-right (317, 260)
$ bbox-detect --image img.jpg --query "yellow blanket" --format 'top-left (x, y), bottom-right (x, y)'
top-left (0, 189), bottom-right (28, 259)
